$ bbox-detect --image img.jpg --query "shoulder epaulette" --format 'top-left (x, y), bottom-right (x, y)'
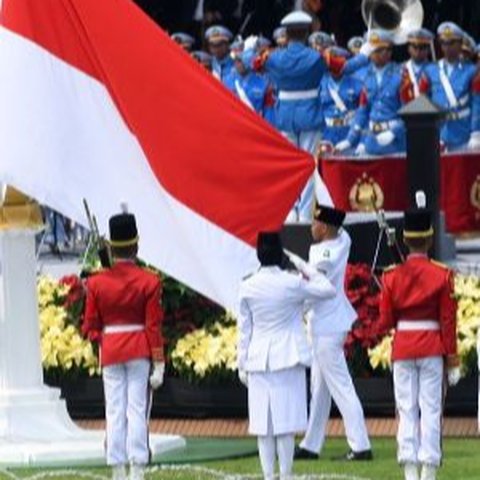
top-left (430, 259), bottom-right (449, 269)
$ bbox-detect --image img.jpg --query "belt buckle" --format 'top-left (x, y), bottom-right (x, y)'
top-left (373, 123), bottom-right (382, 133)
top-left (333, 118), bottom-right (343, 127)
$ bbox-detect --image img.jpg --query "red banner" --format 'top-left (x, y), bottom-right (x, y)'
top-left (320, 152), bottom-right (480, 234)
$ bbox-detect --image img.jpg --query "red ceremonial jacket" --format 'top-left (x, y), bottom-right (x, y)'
top-left (377, 254), bottom-right (457, 361)
top-left (82, 260), bottom-right (164, 366)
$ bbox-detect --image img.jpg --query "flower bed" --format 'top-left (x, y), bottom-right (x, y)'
top-left (38, 263), bottom-right (479, 417)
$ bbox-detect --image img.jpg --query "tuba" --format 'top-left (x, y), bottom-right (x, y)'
top-left (361, 0), bottom-right (424, 44)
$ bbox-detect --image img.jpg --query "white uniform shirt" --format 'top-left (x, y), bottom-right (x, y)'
top-left (237, 266), bottom-right (335, 373)
top-left (308, 229), bottom-right (357, 336)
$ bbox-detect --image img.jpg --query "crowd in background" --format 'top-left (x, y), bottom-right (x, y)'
top-left (42, 1), bottom-right (480, 244)
top-left (149, 3), bottom-right (480, 219)
top-left (133, 0), bottom-right (480, 49)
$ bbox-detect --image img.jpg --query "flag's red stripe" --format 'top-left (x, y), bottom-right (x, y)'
top-left (1, 0), bottom-right (313, 246)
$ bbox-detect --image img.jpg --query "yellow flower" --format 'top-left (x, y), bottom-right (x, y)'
top-left (37, 275), bottom-right (99, 376)
top-left (171, 320), bottom-right (238, 380)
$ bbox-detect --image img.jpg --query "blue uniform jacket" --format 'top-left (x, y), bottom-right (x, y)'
top-left (423, 60), bottom-right (480, 149)
top-left (348, 62), bottom-right (406, 155)
top-left (263, 42), bottom-right (368, 134)
top-left (224, 70), bottom-right (273, 119)
top-left (319, 73), bottom-right (363, 145)
top-left (212, 55), bottom-right (235, 83)
top-left (264, 41), bottom-right (325, 133)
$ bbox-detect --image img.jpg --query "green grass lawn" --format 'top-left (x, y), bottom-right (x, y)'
top-left (2, 438), bottom-right (479, 480)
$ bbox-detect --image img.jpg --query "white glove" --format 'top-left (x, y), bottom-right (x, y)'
top-left (359, 41), bottom-right (374, 57)
top-left (244, 35), bottom-right (258, 51)
top-left (149, 362), bottom-right (165, 390)
top-left (238, 369), bottom-right (248, 387)
top-left (447, 366), bottom-right (461, 387)
top-left (376, 130), bottom-right (395, 146)
top-left (355, 143), bottom-right (366, 156)
top-left (467, 131), bottom-right (480, 150)
top-left (335, 139), bottom-right (351, 152)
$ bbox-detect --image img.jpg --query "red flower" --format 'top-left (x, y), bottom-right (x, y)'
top-left (344, 263), bottom-right (381, 371)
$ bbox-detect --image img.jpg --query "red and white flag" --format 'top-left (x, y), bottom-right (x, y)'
top-left (0, 0), bottom-right (324, 308)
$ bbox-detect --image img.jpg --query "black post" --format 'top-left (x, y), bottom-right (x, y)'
top-left (399, 95), bottom-right (448, 260)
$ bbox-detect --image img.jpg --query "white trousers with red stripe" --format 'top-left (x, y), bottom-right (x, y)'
top-left (103, 358), bottom-right (151, 466)
top-left (393, 356), bottom-right (444, 467)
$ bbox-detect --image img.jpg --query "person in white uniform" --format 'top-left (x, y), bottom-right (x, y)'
top-left (237, 231), bottom-right (335, 480)
top-left (293, 204), bottom-right (372, 461)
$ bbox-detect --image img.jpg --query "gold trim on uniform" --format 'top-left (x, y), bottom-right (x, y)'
top-left (109, 236), bottom-right (139, 247)
top-left (403, 227), bottom-right (434, 238)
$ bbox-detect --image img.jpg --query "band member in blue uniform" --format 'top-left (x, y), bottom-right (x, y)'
top-left (319, 47), bottom-right (363, 155)
top-left (418, 22), bottom-right (480, 151)
top-left (205, 25), bottom-right (234, 83)
top-left (345, 30), bottom-right (407, 156)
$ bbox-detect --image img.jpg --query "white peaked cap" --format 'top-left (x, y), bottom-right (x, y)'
top-left (281, 11), bottom-right (313, 27)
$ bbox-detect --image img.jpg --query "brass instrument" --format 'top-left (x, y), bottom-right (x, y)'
top-left (361, 0), bottom-right (424, 44)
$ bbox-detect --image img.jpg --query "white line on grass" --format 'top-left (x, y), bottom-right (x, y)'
top-left (0, 466), bottom-right (373, 480)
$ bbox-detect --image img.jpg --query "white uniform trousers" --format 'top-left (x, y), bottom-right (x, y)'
top-left (283, 130), bottom-right (321, 223)
top-left (300, 332), bottom-right (371, 454)
top-left (248, 366), bottom-right (307, 436)
top-left (393, 356), bottom-right (444, 467)
top-left (103, 358), bottom-right (151, 466)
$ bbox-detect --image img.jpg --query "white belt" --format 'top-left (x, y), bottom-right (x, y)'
top-left (278, 89), bottom-right (318, 101)
top-left (369, 119), bottom-right (402, 133)
top-left (104, 324), bottom-right (144, 334)
top-left (397, 320), bottom-right (439, 331)
top-left (446, 107), bottom-right (470, 121)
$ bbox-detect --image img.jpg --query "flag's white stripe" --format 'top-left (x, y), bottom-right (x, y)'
top-left (0, 26), bottom-right (258, 309)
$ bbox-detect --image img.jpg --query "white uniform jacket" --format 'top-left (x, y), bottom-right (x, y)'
top-left (308, 229), bottom-right (357, 336)
top-left (237, 266), bottom-right (335, 373)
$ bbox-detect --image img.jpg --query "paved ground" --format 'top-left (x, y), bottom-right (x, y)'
top-left (77, 417), bottom-right (479, 438)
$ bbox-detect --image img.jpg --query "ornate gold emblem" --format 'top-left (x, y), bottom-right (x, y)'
top-left (349, 172), bottom-right (384, 212)
top-left (470, 175), bottom-right (480, 219)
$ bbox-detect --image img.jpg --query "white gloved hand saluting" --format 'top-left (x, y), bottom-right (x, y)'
top-left (376, 130), bottom-right (395, 146)
top-left (284, 250), bottom-right (318, 279)
top-left (149, 362), bottom-right (165, 390)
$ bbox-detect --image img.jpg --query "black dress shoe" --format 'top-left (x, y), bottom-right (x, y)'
top-left (333, 449), bottom-right (373, 461)
top-left (294, 446), bottom-right (319, 460)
